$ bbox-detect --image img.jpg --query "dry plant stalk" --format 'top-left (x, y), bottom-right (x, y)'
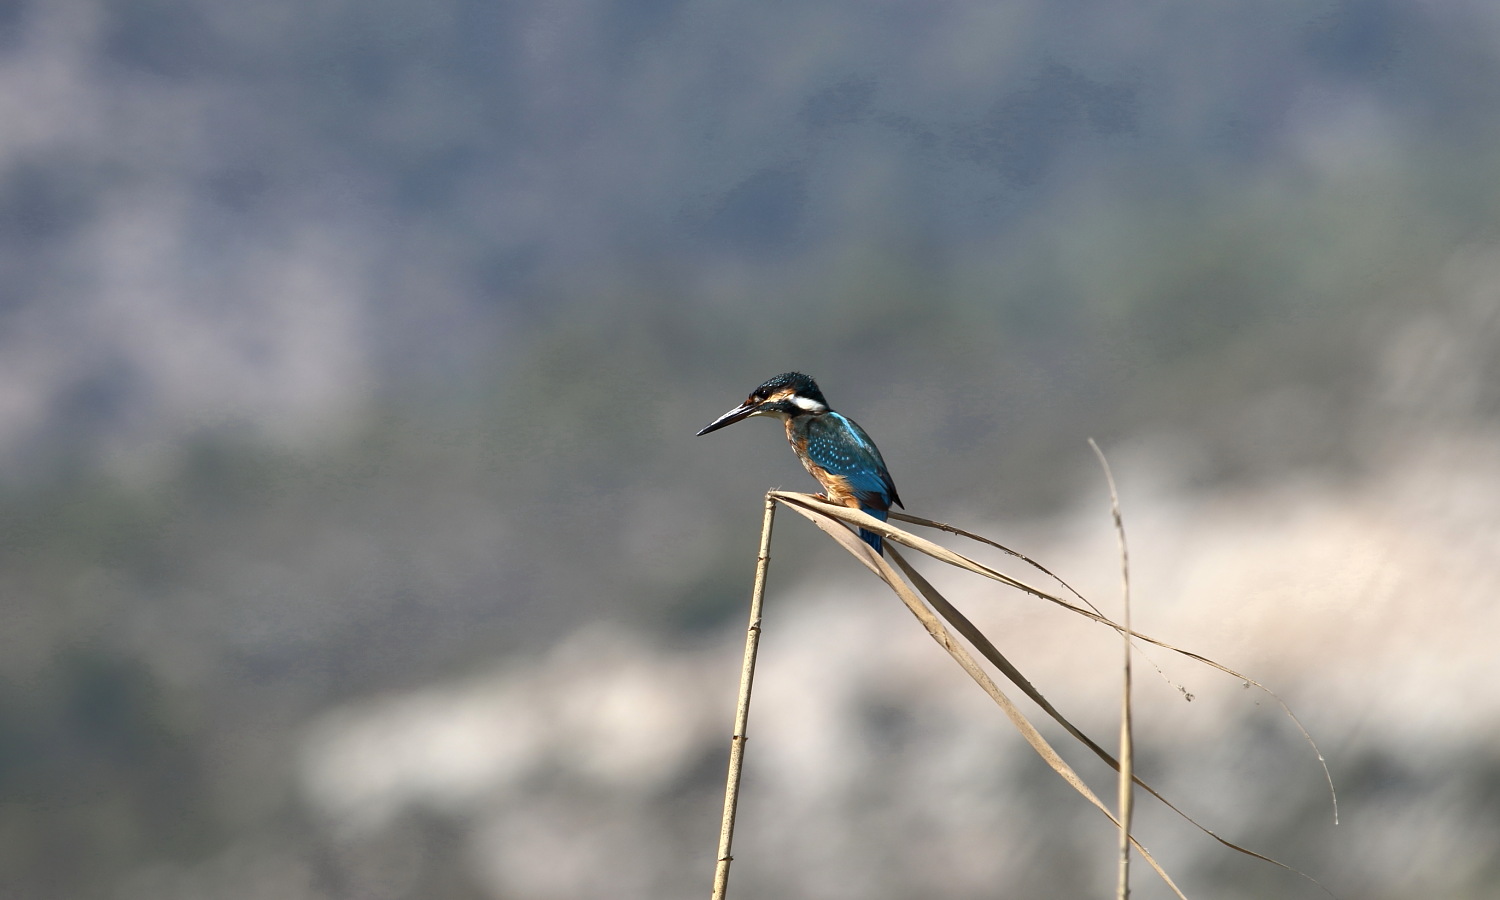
top-left (710, 495), bottom-right (776, 900)
top-left (710, 486), bottom-right (1336, 899)
top-left (1089, 438), bottom-right (1136, 900)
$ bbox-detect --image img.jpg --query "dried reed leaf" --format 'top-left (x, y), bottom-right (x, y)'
top-left (884, 544), bottom-right (1303, 878)
top-left (770, 492), bottom-right (1051, 596)
top-left (890, 509), bottom-right (1105, 616)
top-left (772, 492), bottom-right (1338, 826)
top-left (774, 491), bottom-right (1334, 892)
top-left (776, 499), bottom-right (1190, 900)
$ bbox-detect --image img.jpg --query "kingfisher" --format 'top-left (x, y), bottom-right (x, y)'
top-left (697, 372), bottom-right (902, 554)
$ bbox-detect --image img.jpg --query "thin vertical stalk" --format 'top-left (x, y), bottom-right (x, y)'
top-left (1090, 439), bottom-right (1135, 900)
top-left (711, 493), bottom-right (777, 900)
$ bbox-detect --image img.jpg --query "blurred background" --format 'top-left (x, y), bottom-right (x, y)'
top-left (1, 0), bottom-right (1498, 897)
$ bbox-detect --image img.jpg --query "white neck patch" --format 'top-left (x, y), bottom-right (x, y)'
top-left (789, 394), bottom-right (828, 413)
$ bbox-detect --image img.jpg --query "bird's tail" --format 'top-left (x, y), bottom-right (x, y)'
top-left (858, 508), bottom-right (888, 555)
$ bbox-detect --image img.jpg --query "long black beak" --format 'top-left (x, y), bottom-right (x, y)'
top-left (696, 401), bottom-right (758, 436)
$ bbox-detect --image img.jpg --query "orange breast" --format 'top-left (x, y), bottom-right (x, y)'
top-left (807, 465), bottom-right (861, 508)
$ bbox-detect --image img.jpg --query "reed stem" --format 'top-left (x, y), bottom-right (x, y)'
top-left (710, 493), bottom-right (777, 900)
top-left (1089, 439), bottom-right (1135, 900)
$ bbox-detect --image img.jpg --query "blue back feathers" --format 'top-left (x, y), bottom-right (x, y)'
top-left (793, 411), bottom-right (901, 553)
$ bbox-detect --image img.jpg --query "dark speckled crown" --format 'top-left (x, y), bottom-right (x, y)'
top-left (753, 372), bottom-right (827, 406)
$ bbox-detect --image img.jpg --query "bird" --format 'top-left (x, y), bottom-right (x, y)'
top-left (697, 372), bottom-right (902, 554)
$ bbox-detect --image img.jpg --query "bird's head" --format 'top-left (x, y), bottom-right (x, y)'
top-left (696, 372), bottom-right (829, 435)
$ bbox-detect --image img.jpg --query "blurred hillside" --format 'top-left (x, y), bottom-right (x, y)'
top-left (0, 0), bottom-right (1498, 897)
